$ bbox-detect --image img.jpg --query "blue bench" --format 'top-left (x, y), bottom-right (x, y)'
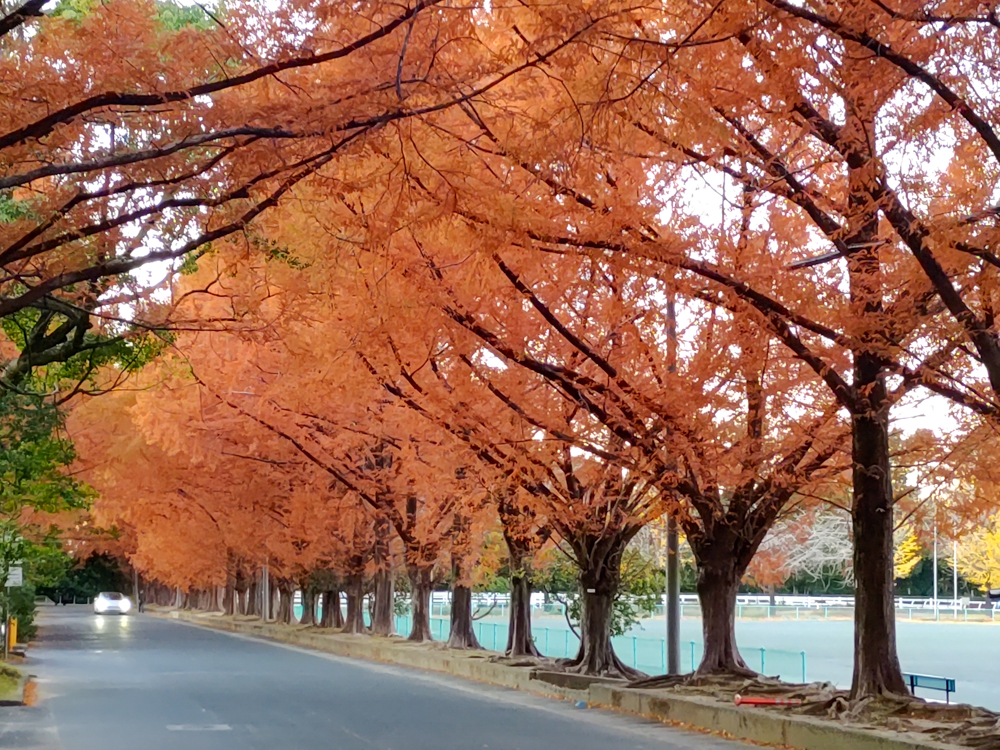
top-left (903, 673), bottom-right (956, 703)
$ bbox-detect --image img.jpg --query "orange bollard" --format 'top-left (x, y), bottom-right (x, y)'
top-left (734, 694), bottom-right (802, 707)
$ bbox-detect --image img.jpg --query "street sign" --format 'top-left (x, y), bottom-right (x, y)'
top-left (5, 567), bottom-right (22, 587)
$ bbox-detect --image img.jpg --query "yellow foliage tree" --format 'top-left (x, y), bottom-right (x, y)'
top-left (893, 534), bottom-right (923, 581)
top-left (958, 522), bottom-right (1000, 593)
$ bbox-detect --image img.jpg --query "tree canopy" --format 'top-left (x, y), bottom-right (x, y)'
top-left (5, 0), bottom-right (1000, 701)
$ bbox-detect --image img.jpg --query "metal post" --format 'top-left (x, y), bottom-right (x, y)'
top-left (953, 540), bottom-right (959, 616)
top-left (262, 563), bottom-right (270, 621)
top-left (667, 515), bottom-right (681, 674)
top-left (933, 522), bottom-right (939, 621)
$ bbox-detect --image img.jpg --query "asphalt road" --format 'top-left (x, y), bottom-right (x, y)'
top-left (0, 608), bottom-right (750, 750)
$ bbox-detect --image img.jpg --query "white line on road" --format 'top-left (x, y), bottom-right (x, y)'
top-left (166, 724), bottom-right (232, 731)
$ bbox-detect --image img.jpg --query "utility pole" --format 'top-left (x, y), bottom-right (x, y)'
top-left (665, 288), bottom-right (680, 674)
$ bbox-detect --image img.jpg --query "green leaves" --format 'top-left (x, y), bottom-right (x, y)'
top-left (155, 2), bottom-right (218, 32)
top-left (0, 393), bottom-right (90, 629)
top-left (0, 193), bottom-right (31, 223)
top-left (535, 547), bottom-right (661, 637)
top-left (49, 0), bottom-right (216, 29)
top-left (0, 393), bottom-right (89, 517)
top-left (2, 303), bottom-right (171, 395)
top-left (47, 0), bottom-right (100, 22)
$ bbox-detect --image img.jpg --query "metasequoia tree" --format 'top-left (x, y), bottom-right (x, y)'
top-left (397, 248), bottom-right (847, 675)
top-left (68, 360), bottom-right (349, 616)
top-left (123, 256), bottom-right (492, 642)
top-left (585, 0), bottom-right (1000, 696)
top-left (495, 487), bottom-right (549, 657)
top-left (49, 0), bottom-right (1000, 698)
top-left (0, 0), bottom-right (628, 385)
top-left (725, 0), bottom-right (1000, 425)
top-left (257, 176), bottom-right (848, 676)
top-left (272, 2), bottom-right (995, 694)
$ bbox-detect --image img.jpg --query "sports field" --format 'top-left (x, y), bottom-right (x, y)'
top-left (473, 613), bottom-right (999, 710)
top-left (296, 600), bottom-right (999, 710)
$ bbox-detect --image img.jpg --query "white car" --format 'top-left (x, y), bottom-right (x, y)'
top-left (94, 592), bottom-right (131, 615)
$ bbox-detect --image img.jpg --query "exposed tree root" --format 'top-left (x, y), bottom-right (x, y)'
top-left (628, 672), bottom-right (1000, 748)
top-left (630, 664), bottom-right (758, 691)
top-left (487, 654), bottom-right (557, 669)
top-left (555, 654), bottom-right (646, 681)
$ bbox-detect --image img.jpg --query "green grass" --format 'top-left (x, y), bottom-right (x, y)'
top-left (0, 664), bottom-right (21, 698)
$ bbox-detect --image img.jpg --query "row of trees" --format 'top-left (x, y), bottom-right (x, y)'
top-left (2, 0), bottom-right (1000, 701)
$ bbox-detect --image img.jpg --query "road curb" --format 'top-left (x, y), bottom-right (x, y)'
top-left (150, 609), bottom-right (959, 750)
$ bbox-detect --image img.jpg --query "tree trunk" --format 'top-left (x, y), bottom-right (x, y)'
top-left (223, 582), bottom-right (236, 616)
top-left (236, 585), bottom-right (249, 615)
top-left (842, 56), bottom-right (907, 701)
top-left (371, 568), bottom-right (395, 636)
top-left (277, 583), bottom-right (294, 624)
top-left (562, 538), bottom-right (642, 678)
top-left (447, 584), bottom-right (482, 649)
top-left (850, 395), bottom-right (907, 697)
top-left (318, 590), bottom-right (339, 628)
top-left (505, 556), bottom-right (541, 657)
top-left (563, 587), bottom-right (637, 678)
top-left (694, 559), bottom-right (753, 676)
top-left (407, 565), bottom-right (434, 642)
top-left (299, 588), bottom-right (316, 626)
top-left (324, 590), bottom-right (345, 628)
top-left (244, 580), bottom-right (258, 617)
top-left (269, 583), bottom-right (280, 621)
top-left (342, 574), bottom-right (367, 634)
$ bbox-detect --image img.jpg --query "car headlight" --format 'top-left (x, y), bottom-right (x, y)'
top-left (120, 600), bottom-right (131, 611)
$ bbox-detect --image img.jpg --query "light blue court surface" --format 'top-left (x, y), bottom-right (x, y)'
top-left (295, 604), bottom-right (1000, 710)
